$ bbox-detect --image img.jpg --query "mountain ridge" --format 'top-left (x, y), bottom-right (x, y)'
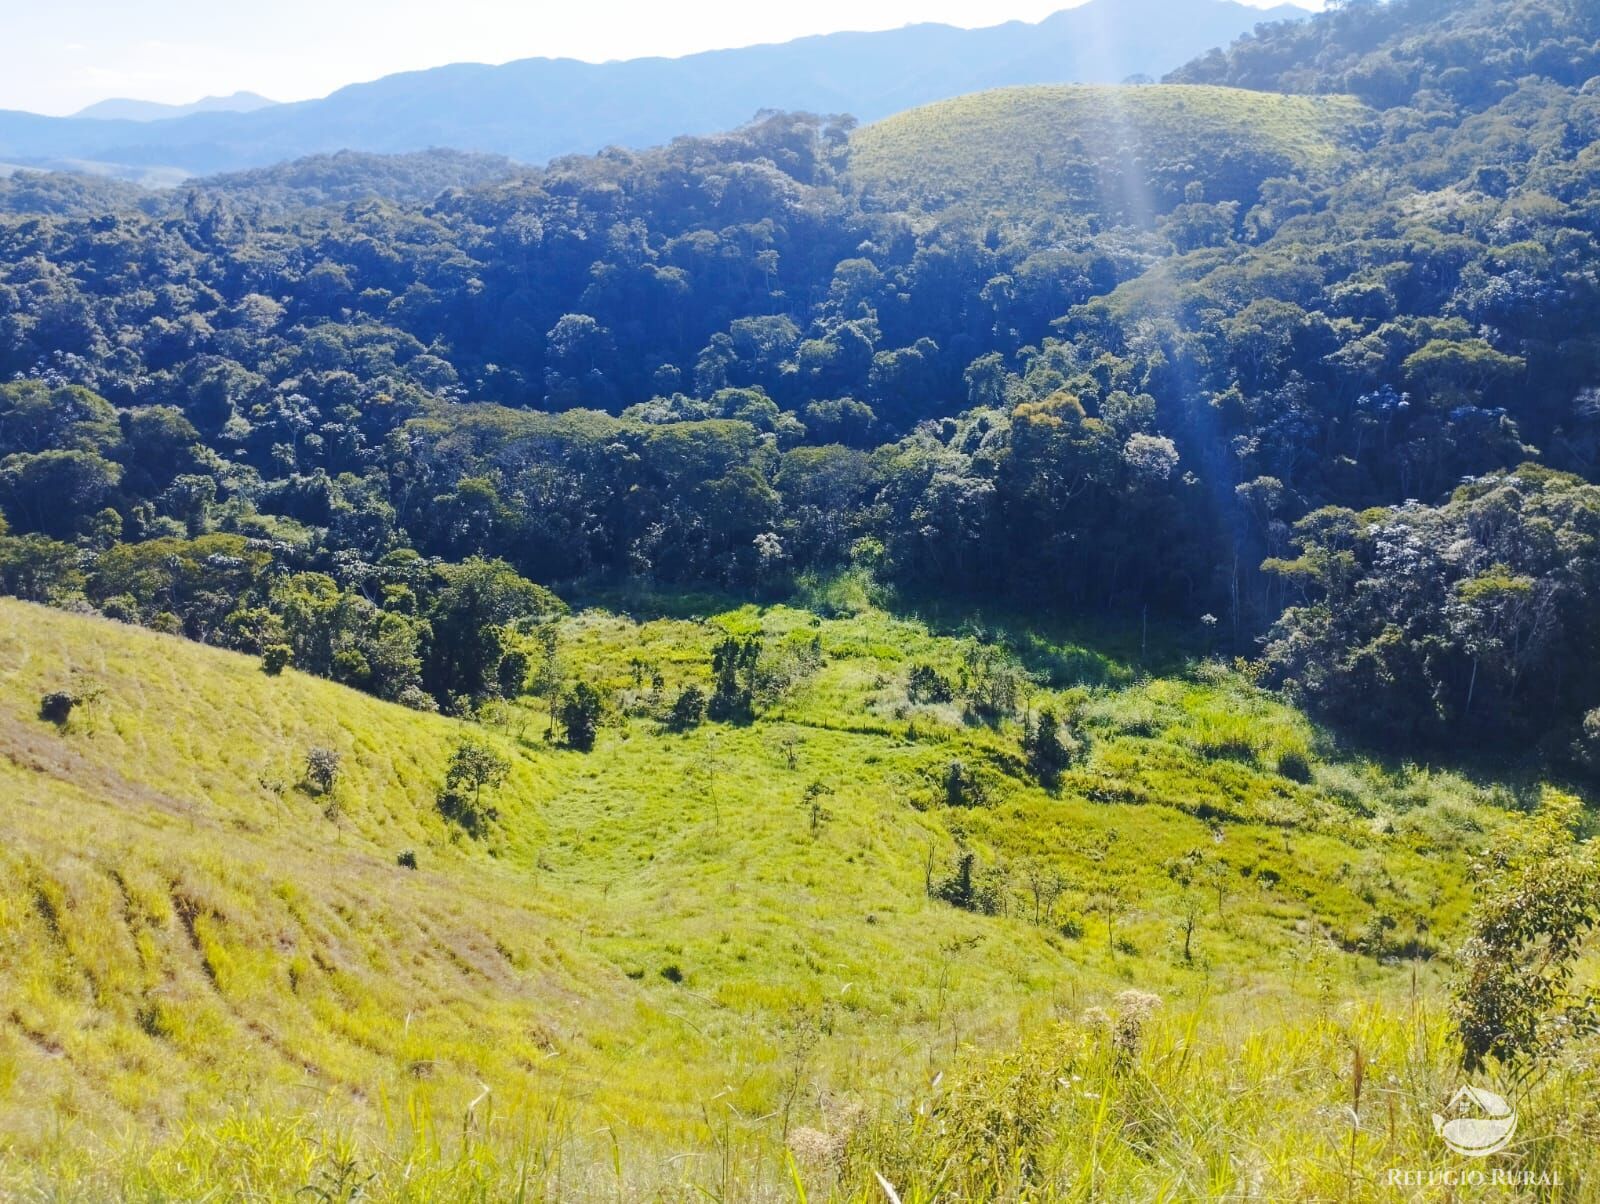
top-left (0, 0), bottom-right (1309, 181)
top-left (71, 91), bottom-right (279, 123)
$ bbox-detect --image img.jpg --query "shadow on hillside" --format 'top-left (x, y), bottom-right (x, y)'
top-left (557, 578), bottom-right (1599, 807)
top-left (564, 576), bottom-right (1199, 686)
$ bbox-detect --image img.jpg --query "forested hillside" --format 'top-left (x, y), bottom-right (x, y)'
top-left (6, 0), bottom-right (1600, 765)
top-left (4, 0), bottom-right (1600, 1197)
top-left (1172, 0), bottom-right (1597, 110)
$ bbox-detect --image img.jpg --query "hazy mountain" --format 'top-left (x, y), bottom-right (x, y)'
top-left (72, 91), bottom-right (280, 122)
top-left (0, 0), bottom-right (1308, 180)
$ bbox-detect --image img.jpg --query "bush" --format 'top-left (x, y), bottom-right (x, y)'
top-left (39, 691), bottom-right (75, 724)
top-left (1452, 791), bottom-right (1600, 1072)
top-left (907, 662), bottom-right (954, 704)
top-left (437, 735), bottom-right (511, 833)
top-left (397, 684), bottom-right (439, 712)
top-left (801, 779), bottom-right (832, 835)
top-left (98, 594), bottom-right (139, 624)
top-left (396, 850), bottom-right (418, 869)
top-left (303, 746), bottom-right (342, 795)
top-left (708, 635), bottom-right (761, 721)
top-left (1574, 707), bottom-right (1600, 770)
top-left (1023, 706), bottom-right (1078, 788)
top-left (559, 682), bottom-right (604, 751)
top-left (332, 647), bottom-right (371, 687)
top-left (943, 759), bottom-right (984, 808)
top-left (934, 851), bottom-right (1002, 915)
top-left (960, 644), bottom-right (1026, 723)
top-left (497, 647), bottom-right (531, 698)
top-left (668, 684), bottom-right (707, 730)
top-left (1277, 745), bottom-right (1313, 783)
top-left (261, 644), bottom-right (292, 675)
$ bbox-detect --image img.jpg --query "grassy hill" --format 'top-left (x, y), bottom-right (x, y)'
top-left (0, 595), bottom-right (1589, 1199)
top-left (848, 84), bottom-right (1369, 224)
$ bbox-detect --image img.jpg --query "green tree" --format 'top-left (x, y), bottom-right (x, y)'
top-left (559, 682), bottom-right (604, 751)
top-left (303, 747), bottom-right (342, 795)
top-left (1453, 791), bottom-right (1600, 1073)
top-left (424, 558), bottom-right (564, 704)
top-left (1023, 706), bottom-right (1074, 788)
top-left (668, 684), bottom-right (707, 730)
top-left (438, 735), bottom-right (511, 833)
top-left (708, 635), bottom-right (761, 721)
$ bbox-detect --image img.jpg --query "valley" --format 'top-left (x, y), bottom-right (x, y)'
top-left (0, 595), bottom-right (1558, 1199)
top-left (2, 0), bottom-right (1600, 1197)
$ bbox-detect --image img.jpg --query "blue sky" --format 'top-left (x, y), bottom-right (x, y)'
top-left (3, 0), bottom-right (1315, 117)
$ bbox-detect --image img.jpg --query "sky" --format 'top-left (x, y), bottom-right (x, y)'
top-left (2, 0), bottom-right (1317, 117)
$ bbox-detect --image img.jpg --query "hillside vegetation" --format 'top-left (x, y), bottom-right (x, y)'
top-left (4, 595), bottom-right (1590, 1199)
top-left (849, 84), bottom-right (1368, 222)
top-left (1172, 0), bottom-right (1599, 111)
top-left (4, 0), bottom-right (1600, 1195)
top-left (9, 0), bottom-right (1600, 767)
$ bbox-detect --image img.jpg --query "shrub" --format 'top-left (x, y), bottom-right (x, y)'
top-left (1277, 745), bottom-right (1313, 783)
top-left (709, 635), bottom-right (761, 721)
top-left (39, 691), bottom-right (76, 724)
top-left (943, 759), bottom-right (984, 808)
top-left (907, 662), bottom-right (954, 704)
top-left (801, 779), bottom-right (832, 835)
top-left (261, 644), bottom-right (292, 675)
top-left (331, 647), bottom-right (371, 687)
top-left (960, 643), bottom-right (1026, 722)
top-left (668, 684), bottom-right (707, 730)
top-left (560, 682), bottom-right (604, 751)
top-left (1574, 707), bottom-right (1600, 770)
top-left (397, 684), bottom-right (439, 712)
top-left (497, 647), bottom-right (531, 698)
top-left (98, 594), bottom-right (139, 624)
top-left (1023, 706), bottom-right (1078, 787)
top-left (437, 735), bottom-right (511, 833)
top-left (303, 746), bottom-right (342, 795)
top-left (1109, 989), bottom-right (1162, 1060)
top-left (1452, 791), bottom-right (1600, 1072)
top-left (935, 851), bottom-right (1002, 915)
top-left (396, 850), bottom-right (418, 869)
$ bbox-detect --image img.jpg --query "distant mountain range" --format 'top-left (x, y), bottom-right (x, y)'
top-left (0, 0), bottom-right (1309, 182)
top-left (72, 91), bottom-right (279, 123)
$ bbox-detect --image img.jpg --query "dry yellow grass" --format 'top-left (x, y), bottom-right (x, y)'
top-left (0, 597), bottom-right (1575, 1200)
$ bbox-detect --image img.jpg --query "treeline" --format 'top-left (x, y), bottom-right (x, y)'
top-left (1171, 0), bottom-right (1598, 112)
top-left (1263, 465), bottom-right (1600, 757)
top-left (4, 0), bottom-right (1600, 758)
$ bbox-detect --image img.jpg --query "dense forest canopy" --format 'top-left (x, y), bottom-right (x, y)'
top-left (3, 0), bottom-right (1600, 763)
top-left (1170, 0), bottom-right (1598, 111)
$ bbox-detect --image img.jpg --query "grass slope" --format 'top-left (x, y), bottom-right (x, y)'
top-left (848, 84), bottom-right (1369, 223)
top-left (0, 595), bottom-right (1569, 1200)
